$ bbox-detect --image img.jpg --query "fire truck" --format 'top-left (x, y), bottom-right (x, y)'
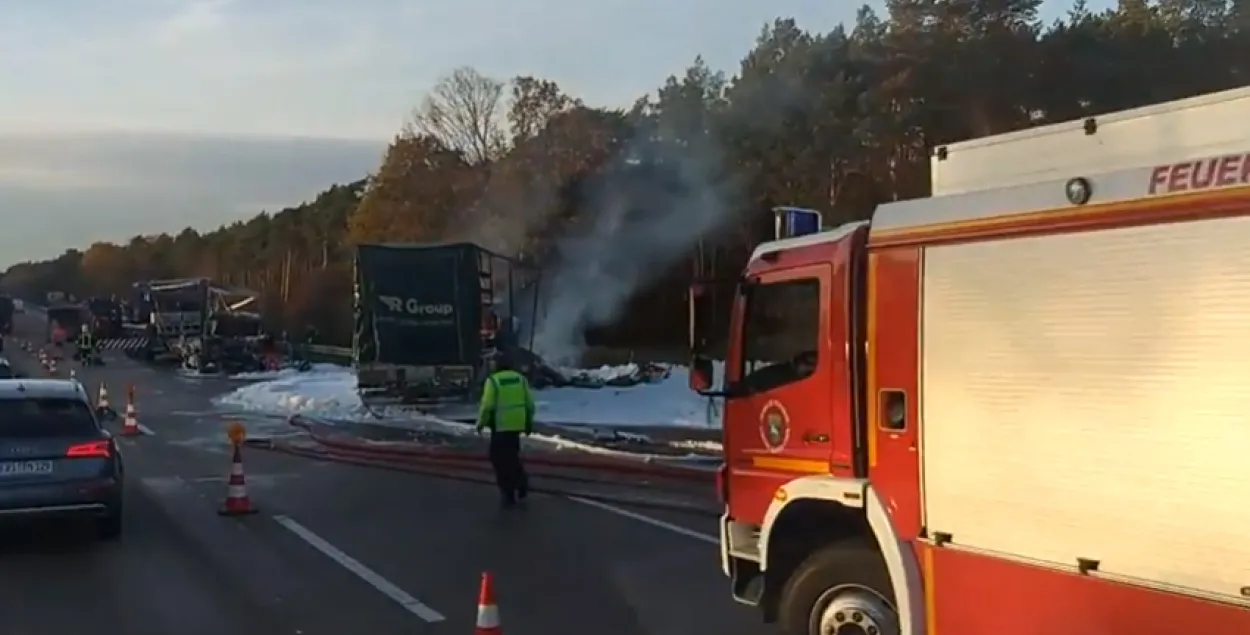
top-left (688, 86), bottom-right (1250, 634)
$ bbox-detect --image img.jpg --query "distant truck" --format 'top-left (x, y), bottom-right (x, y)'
top-left (0, 294), bottom-right (13, 335)
top-left (45, 302), bottom-right (85, 344)
top-left (86, 297), bottom-right (124, 339)
top-left (353, 242), bottom-right (537, 407)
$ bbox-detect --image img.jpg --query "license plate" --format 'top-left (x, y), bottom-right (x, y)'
top-left (0, 461), bottom-right (54, 476)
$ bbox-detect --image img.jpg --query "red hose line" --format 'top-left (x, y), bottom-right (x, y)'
top-left (307, 441), bottom-right (688, 490)
top-left (248, 439), bottom-right (719, 517)
top-left (287, 418), bottom-right (714, 483)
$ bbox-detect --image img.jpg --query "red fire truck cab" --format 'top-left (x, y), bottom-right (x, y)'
top-left (689, 87), bottom-right (1250, 635)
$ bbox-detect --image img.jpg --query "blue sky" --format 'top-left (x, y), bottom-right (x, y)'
top-left (0, 0), bottom-right (1108, 265)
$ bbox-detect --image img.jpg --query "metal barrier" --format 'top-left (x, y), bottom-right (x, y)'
top-left (302, 344), bottom-right (352, 363)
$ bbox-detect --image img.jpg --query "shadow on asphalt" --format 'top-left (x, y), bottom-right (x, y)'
top-left (0, 519), bottom-right (105, 555)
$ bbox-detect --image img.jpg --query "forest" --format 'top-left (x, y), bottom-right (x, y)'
top-left (2, 0), bottom-right (1247, 355)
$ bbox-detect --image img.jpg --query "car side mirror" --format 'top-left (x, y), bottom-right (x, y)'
top-left (689, 355), bottom-right (715, 393)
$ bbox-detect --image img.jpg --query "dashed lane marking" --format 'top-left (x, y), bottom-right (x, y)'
top-left (567, 496), bottom-right (718, 545)
top-left (272, 515), bottom-right (446, 623)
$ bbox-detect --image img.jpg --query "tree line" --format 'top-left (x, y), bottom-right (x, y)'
top-left (3, 0), bottom-right (1247, 352)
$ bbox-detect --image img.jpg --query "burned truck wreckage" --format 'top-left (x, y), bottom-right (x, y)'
top-left (352, 242), bottom-right (673, 411)
top-left (121, 278), bottom-right (272, 373)
top-left (353, 242), bottom-right (539, 408)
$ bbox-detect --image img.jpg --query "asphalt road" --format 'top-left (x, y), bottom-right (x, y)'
top-left (2, 309), bottom-right (768, 635)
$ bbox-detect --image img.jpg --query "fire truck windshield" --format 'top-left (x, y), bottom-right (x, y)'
top-left (737, 277), bottom-right (820, 394)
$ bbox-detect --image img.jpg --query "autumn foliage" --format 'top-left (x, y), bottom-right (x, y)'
top-left (4, 2), bottom-right (1248, 349)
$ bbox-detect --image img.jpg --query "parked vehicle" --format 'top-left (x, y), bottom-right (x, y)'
top-left (0, 379), bottom-right (124, 540)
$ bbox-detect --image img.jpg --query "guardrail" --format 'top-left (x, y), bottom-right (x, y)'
top-left (304, 344), bottom-right (352, 363)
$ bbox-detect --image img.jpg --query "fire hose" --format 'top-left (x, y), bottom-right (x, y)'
top-left (286, 416), bottom-right (717, 483)
top-left (246, 436), bottom-right (720, 517)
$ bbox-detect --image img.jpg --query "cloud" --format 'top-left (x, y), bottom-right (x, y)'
top-left (0, 0), bottom-right (869, 139)
top-left (0, 0), bottom-right (1100, 266)
top-left (0, 132), bottom-right (383, 266)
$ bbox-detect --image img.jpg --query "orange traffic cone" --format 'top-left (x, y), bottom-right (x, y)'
top-left (474, 572), bottom-right (502, 634)
top-left (119, 385), bottom-right (142, 436)
top-left (218, 444), bottom-right (257, 516)
top-left (96, 383), bottom-right (117, 420)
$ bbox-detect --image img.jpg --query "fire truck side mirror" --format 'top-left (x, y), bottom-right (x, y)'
top-left (688, 282), bottom-right (709, 353)
top-left (689, 356), bottom-right (715, 392)
top-left (689, 282), bottom-right (721, 394)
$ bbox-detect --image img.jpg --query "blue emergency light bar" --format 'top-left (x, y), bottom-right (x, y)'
top-left (773, 206), bottom-right (823, 240)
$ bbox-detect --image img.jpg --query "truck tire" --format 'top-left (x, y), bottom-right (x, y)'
top-left (776, 541), bottom-right (899, 635)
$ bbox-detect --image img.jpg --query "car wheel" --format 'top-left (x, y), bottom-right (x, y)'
top-left (97, 509), bottom-right (123, 541)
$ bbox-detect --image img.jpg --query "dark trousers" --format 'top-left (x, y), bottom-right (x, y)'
top-left (488, 430), bottom-right (528, 501)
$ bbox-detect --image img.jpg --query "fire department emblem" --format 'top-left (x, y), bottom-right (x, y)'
top-left (759, 400), bottom-right (790, 452)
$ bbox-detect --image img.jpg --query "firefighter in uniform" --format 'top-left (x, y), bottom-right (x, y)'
top-left (475, 357), bottom-right (535, 507)
top-left (77, 324), bottom-right (96, 364)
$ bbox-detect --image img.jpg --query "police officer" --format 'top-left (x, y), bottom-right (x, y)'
top-left (475, 357), bottom-right (535, 507)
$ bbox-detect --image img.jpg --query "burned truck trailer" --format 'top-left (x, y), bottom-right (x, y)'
top-left (124, 278), bottom-right (261, 369)
top-left (353, 242), bottom-right (537, 407)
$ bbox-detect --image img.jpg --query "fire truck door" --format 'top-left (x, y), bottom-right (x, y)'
top-left (726, 263), bottom-right (835, 517)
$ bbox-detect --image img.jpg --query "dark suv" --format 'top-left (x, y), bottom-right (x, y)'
top-left (0, 379), bottom-right (124, 539)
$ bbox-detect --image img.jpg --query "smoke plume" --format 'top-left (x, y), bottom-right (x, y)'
top-left (529, 136), bottom-right (740, 364)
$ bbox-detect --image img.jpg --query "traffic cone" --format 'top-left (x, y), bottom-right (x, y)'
top-left (119, 385), bottom-right (142, 436)
top-left (96, 383), bottom-right (116, 420)
top-left (474, 572), bottom-right (502, 634)
top-left (218, 444), bottom-right (257, 516)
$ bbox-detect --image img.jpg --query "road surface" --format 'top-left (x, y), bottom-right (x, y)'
top-left (2, 309), bottom-right (768, 635)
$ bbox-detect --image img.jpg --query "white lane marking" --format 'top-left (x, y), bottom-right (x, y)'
top-left (138, 424), bottom-right (156, 436)
top-left (272, 515), bottom-right (446, 623)
top-left (567, 496), bottom-right (718, 545)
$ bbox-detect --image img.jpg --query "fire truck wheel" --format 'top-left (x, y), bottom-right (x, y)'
top-left (777, 542), bottom-right (898, 635)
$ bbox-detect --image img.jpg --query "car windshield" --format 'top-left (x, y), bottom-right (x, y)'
top-left (0, 398), bottom-right (97, 438)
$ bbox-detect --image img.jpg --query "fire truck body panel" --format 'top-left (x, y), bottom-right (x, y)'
top-left (876, 168), bottom-right (1250, 632)
top-left (930, 84), bottom-right (1250, 196)
top-left (927, 544), bottom-right (1248, 634)
top-left (919, 214), bottom-right (1250, 603)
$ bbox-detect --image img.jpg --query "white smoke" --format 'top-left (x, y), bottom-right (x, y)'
top-left (529, 136), bottom-right (739, 364)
